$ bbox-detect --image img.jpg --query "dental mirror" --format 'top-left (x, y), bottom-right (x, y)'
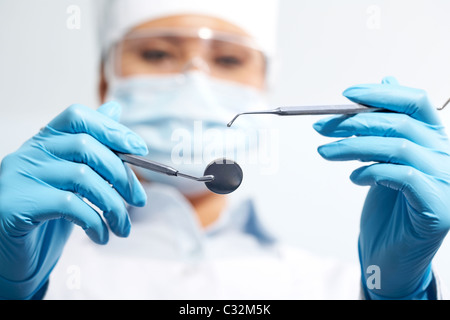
top-left (116, 153), bottom-right (243, 195)
top-left (203, 158), bottom-right (243, 195)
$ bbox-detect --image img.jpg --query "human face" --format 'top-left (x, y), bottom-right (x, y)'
top-left (109, 15), bottom-right (267, 90)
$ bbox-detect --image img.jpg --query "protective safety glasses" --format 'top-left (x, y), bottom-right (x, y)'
top-left (108, 27), bottom-right (267, 87)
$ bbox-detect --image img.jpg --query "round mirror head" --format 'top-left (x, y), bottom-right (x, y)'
top-left (203, 158), bottom-right (243, 195)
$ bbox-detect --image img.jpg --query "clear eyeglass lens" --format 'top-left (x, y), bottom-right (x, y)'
top-left (114, 32), bottom-right (266, 86)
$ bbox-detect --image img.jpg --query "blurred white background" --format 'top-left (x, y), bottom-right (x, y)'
top-left (1, 0), bottom-right (450, 296)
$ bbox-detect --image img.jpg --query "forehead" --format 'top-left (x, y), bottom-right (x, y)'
top-left (129, 14), bottom-right (251, 38)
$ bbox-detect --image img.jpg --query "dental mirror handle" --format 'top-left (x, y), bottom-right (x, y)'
top-left (115, 152), bottom-right (215, 183)
top-left (115, 152), bottom-right (178, 177)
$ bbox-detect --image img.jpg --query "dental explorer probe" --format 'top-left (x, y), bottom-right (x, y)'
top-left (227, 103), bottom-right (381, 127)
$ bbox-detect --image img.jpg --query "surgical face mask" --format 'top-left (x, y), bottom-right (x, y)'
top-left (106, 71), bottom-right (268, 197)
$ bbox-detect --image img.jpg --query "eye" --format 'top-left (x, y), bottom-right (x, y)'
top-left (215, 56), bottom-right (243, 68)
top-left (141, 50), bottom-right (172, 62)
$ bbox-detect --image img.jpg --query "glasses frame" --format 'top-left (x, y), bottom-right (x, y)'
top-left (107, 27), bottom-right (267, 81)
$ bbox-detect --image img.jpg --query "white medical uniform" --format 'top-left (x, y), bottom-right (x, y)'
top-left (42, 183), bottom-right (360, 299)
top-left (43, 183), bottom-right (442, 300)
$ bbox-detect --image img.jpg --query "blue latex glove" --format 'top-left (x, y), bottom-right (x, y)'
top-left (313, 77), bottom-right (450, 299)
top-left (0, 102), bottom-right (148, 299)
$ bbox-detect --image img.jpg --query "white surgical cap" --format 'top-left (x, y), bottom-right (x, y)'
top-left (98, 0), bottom-right (279, 59)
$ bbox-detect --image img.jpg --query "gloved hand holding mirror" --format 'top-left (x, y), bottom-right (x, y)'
top-left (0, 101), bottom-right (149, 299)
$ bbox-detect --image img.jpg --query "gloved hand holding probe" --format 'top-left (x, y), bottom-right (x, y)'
top-left (314, 77), bottom-right (450, 299)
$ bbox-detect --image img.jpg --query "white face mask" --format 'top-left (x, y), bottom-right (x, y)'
top-left (106, 71), bottom-right (268, 197)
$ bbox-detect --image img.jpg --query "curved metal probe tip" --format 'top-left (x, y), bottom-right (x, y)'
top-left (177, 172), bottom-right (215, 183)
top-left (227, 114), bottom-right (241, 127)
top-left (438, 97), bottom-right (450, 111)
top-left (227, 110), bottom-right (277, 127)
